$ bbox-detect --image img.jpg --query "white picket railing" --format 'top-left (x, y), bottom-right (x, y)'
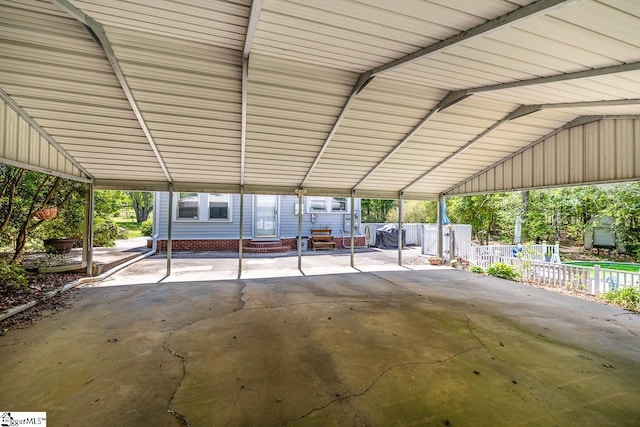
top-left (469, 243), bottom-right (560, 267)
top-left (481, 256), bottom-right (640, 295)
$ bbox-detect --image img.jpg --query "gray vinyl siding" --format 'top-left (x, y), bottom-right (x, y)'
top-left (155, 193), bottom-right (362, 240)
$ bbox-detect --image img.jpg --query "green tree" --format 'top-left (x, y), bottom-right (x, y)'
top-left (0, 165), bottom-right (84, 263)
top-left (396, 200), bottom-right (437, 223)
top-left (609, 183), bottom-right (640, 259)
top-left (361, 199), bottom-right (395, 223)
top-left (128, 191), bottom-right (154, 223)
top-left (447, 194), bottom-right (515, 244)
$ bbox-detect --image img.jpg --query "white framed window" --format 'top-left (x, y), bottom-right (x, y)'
top-left (174, 193), bottom-right (232, 222)
top-left (177, 192), bottom-right (199, 219)
top-left (330, 197), bottom-right (348, 213)
top-left (208, 193), bottom-right (231, 221)
top-left (308, 197), bottom-right (328, 213)
top-left (307, 197), bottom-right (349, 214)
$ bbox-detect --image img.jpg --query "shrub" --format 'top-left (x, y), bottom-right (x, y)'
top-left (140, 217), bottom-right (153, 237)
top-left (469, 265), bottom-right (485, 274)
top-left (0, 261), bottom-right (28, 293)
top-left (93, 217), bottom-right (121, 247)
top-left (487, 262), bottom-right (521, 281)
top-left (600, 286), bottom-right (640, 312)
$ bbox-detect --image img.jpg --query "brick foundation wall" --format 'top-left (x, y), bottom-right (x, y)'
top-left (279, 237), bottom-right (366, 249)
top-left (154, 236), bottom-right (366, 252)
top-left (157, 239), bottom-right (252, 252)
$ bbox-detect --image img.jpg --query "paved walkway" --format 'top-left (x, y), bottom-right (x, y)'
top-left (95, 245), bottom-right (437, 286)
top-left (1, 267), bottom-right (638, 426)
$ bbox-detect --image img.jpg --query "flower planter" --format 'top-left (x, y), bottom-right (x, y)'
top-left (44, 238), bottom-right (75, 254)
top-left (34, 207), bottom-right (57, 220)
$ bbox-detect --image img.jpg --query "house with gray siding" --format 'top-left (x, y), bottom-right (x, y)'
top-left (152, 193), bottom-right (365, 252)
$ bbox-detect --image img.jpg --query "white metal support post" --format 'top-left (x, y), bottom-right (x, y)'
top-left (238, 186), bottom-right (244, 275)
top-left (167, 184), bottom-right (173, 276)
top-left (398, 192), bottom-right (404, 266)
top-left (350, 192), bottom-right (355, 268)
top-left (83, 182), bottom-right (94, 276)
top-left (437, 196), bottom-right (444, 258)
top-left (297, 190), bottom-right (303, 271)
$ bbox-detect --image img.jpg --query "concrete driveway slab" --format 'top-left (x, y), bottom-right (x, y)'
top-left (1, 269), bottom-right (638, 426)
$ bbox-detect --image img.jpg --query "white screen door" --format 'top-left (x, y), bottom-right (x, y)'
top-left (254, 195), bottom-right (278, 238)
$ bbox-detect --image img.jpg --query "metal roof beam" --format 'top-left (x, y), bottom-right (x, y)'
top-left (0, 88), bottom-right (93, 180)
top-left (541, 98), bottom-right (640, 109)
top-left (353, 90), bottom-right (469, 190)
top-left (402, 104), bottom-right (537, 192)
top-left (50, 0), bottom-right (172, 183)
top-left (299, 73), bottom-right (372, 188)
top-left (1, 157), bottom-right (92, 183)
top-left (243, 0), bottom-right (263, 59)
top-left (241, 0), bottom-right (263, 186)
top-left (469, 62), bottom-right (640, 94)
top-left (365, 0), bottom-right (572, 79)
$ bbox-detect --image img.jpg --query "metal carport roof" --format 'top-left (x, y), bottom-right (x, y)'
top-left (1, 0), bottom-right (639, 199)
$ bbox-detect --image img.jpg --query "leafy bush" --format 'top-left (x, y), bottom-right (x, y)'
top-left (140, 217), bottom-right (153, 237)
top-left (469, 265), bottom-right (485, 274)
top-left (487, 262), bottom-right (521, 281)
top-left (93, 217), bottom-right (122, 247)
top-left (0, 260), bottom-right (28, 293)
top-left (600, 286), bottom-right (640, 312)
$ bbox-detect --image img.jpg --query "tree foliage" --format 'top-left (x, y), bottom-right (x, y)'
top-left (128, 191), bottom-right (154, 223)
top-left (360, 183), bottom-right (639, 261)
top-left (361, 199), bottom-right (396, 223)
top-left (0, 164), bottom-right (84, 263)
top-left (1, 164), bottom-right (136, 263)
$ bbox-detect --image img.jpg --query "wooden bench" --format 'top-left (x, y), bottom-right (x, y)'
top-left (310, 228), bottom-right (336, 251)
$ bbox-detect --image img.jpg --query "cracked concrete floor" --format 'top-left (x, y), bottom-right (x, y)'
top-left (1, 269), bottom-right (639, 426)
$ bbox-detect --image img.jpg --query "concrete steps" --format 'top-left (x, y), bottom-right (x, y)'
top-left (243, 240), bottom-right (292, 254)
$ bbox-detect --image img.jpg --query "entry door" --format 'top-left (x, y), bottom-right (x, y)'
top-left (254, 195), bottom-right (279, 238)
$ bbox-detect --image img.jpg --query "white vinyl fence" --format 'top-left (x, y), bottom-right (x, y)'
top-left (421, 224), bottom-right (473, 260)
top-left (470, 242), bottom-right (560, 268)
top-left (360, 223), bottom-right (424, 246)
top-left (481, 256), bottom-right (640, 295)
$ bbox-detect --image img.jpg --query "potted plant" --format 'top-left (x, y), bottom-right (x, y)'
top-left (40, 214), bottom-right (82, 254)
top-left (429, 256), bottom-right (443, 265)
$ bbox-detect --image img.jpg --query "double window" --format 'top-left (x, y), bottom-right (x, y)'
top-left (177, 193), bottom-right (232, 221)
top-left (307, 197), bottom-right (349, 213)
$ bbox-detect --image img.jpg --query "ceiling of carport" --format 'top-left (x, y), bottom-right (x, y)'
top-left (0, 0), bottom-right (639, 199)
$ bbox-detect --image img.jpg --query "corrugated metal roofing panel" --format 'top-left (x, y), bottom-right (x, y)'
top-left (0, 0), bottom-right (166, 182)
top-left (306, 78), bottom-right (447, 188)
top-left (245, 53), bottom-right (355, 187)
top-left (70, 0), bottom-right (251, 48)
top-left (2, 0), bottom-right (640, 197)
top-left (446, 118), bottom-right (640, 195)
top-left (0, 97), bottom-right (84, 179)
top-left (253, 0), bottom-right (530, 72)
top-left (104, 25), bottom-right (242, 184)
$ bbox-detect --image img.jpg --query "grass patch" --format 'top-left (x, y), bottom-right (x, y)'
top-left (113, 216), bottom-right (143, 239)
